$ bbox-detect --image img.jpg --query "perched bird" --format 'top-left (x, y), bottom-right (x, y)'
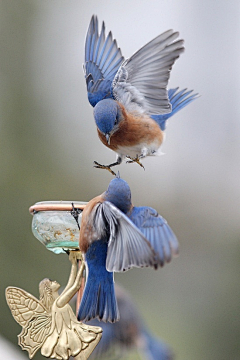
top-left (78, 176), bottom-right (178, 323)
top-left (89, 285), bottom-right (174, 360)
top-left (84, 15), bottom-right (199, 175)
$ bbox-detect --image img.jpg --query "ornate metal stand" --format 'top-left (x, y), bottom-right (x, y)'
top-left (6, 201), bottom-right (102, 360)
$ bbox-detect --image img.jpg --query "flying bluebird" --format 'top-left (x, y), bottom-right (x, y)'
top-left (84, 15), bottom-right (199, 175)
top-left (77, 175), bottom-right (178, 323)
top-left (89, 284), bottom-right (174, 360)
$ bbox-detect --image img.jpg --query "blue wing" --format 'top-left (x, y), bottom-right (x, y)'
top-left (84, 16), bottom-right (124, 107)
top-left (152, 87), bottom-right (199, 130)
top-left (129, 206), bottom-right (179, 267)
top-left (93, 201), bottom-right (156, 272)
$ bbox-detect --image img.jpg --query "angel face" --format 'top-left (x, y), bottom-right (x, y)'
top-left (49, 280), bottom-right (61, 292)
top-left (94, 99), bottom-right (123, 143)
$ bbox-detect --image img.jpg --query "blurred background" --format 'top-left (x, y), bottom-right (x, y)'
top-left (1, 1), bottom-right (240, 359)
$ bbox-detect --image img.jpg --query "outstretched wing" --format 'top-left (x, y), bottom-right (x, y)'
top-left (5, 287), bottom-right (48, 327)
top-left (93, 201), bottom-right (156, 272)
top-left (5, 287), bottom-right (51, 358)
top-left (112, 30), bottom-right (184, 115)
top-left (129, 207), bottom-right (179, 268)
top-left (18, 314), bottom-right (52, 359)
top-left (84, 15), bottom-right (124, 107)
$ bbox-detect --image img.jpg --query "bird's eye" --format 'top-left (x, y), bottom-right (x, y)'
top-left (114, 118), bottom-right (118, 125)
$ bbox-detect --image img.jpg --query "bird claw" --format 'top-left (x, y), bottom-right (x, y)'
top-left (126, 156), bottom-right (145, 170)
top-left (93, 161), bottom-right (116, 176)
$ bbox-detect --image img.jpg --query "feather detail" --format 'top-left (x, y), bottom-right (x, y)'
top-left (93, 201), bottom-right (156, 272)
top-left (151, 87), bottom-right (199, 130)
top-left (112, 30), bottom-right (184, 115)
top-left (129, 206), bottom-right (179, 268)
top-left (84, 15), bottom-right (124, 107)
top-left (78, 239), bottom-right (119, 323)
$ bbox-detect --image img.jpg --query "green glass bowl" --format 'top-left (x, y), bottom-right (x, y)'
top-left (30, 201), bottom-right (87, 254)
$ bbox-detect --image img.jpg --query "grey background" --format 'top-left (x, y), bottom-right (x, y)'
top-left (1, 1), bottom-right (240, 359)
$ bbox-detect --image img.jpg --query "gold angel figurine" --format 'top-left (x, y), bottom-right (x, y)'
top-left (5, 251), bottom-right (102, 360)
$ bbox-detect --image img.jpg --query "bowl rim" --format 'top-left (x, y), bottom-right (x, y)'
top-left (29, 201), bottom-right (87, 214)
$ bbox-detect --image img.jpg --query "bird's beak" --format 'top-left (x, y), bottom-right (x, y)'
top-left (105, 133), bottom-right (111, 145)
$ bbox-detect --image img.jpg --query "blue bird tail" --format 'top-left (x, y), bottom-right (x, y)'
top-left (78, 239), bottom-right (119, 323)
top-left (151, 87), bottom-right (199, 130)
top-left (142, 329), bottom-right (174, 360)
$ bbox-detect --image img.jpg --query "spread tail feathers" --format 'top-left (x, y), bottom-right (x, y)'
top-left (151, 87), bottom-right (199, 130)
top-left (77, 239), bottom-right (120, 323)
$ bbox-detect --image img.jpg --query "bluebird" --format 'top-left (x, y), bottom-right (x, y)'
top-left (84, 15), bottom-right (199, 175)
top-left (77, 175), bottom-right (178, 323)
top-left (89, 284), bottom-right (174, 360)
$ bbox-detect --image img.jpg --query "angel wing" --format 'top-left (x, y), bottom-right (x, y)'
top-left (112, 30), bottom-right (184, 115)
top-left (129, 206), bottom-right (179, 267)
top-left (5, 287), bottom-right (51, 359)
top-left (84, 15), bottom-right (124, 107)
top-left (93, 201), bottom-right (156, 272)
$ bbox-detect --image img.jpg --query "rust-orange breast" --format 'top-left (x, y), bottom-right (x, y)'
top-left (97, 104), bottom-right (164, 151)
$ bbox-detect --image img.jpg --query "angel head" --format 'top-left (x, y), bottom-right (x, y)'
top-left (39, 278), bottom-right (60, 311)
top-left (93, 99), bottom-right (124, 144)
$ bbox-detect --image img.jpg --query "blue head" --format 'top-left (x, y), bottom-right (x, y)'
top-left (104, 175), bottom-right (132, 214)
top-left (93, 99), bottom-right (123, 144)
